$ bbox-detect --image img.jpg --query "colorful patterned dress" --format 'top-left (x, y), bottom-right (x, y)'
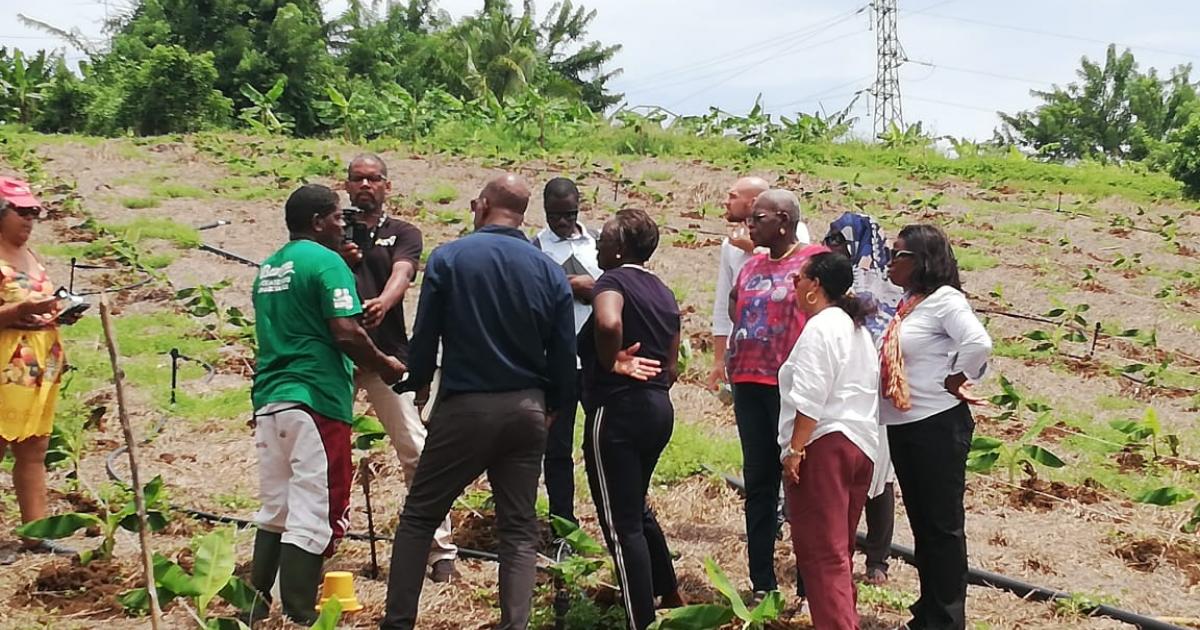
top-left (0, 256), bottom-right (65, 441)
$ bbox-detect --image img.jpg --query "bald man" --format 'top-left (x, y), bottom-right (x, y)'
top-left (706, 177), bottom-right (811, 391)
top-left (382, 174), bottom-right (576, 630)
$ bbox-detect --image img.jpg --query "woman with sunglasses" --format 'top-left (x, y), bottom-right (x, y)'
top-left (880, 224), bottom-right (991, 630)
top-left (0, 178), bottom-right (77, 564)
top-left (726, 189), bottom-right (826, 597)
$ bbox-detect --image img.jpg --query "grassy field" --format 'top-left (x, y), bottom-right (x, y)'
top-left (0, 126), bottom-right (1198, 629)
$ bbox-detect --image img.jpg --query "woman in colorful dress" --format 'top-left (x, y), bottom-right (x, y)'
top-left (0, 178), bottom-right (75, 563)
top-left (726, 189), bottom-right (826, 596)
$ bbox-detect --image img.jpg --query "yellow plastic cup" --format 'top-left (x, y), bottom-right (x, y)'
top-left (316, 570), bottom-right (363, 613)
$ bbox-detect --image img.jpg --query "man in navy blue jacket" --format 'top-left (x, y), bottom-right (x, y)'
top-left (381, 173), bottom-right (576, 630)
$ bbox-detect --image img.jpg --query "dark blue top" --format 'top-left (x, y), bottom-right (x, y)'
top-left (400, 224), bottom-right (577, 413)
top-left (578, 265), bottom-right (680, 412)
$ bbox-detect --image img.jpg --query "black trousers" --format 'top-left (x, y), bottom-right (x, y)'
top-left (381, 390), bottom-right (548, 630)
top-left (888, 403), bottom-right (974, 630)
top-left (584, 388), bottom-right (678, 630)
top-left (732, 382), bottom-right (783, 592)
top-left (864, 482), bottom-right (895, 574)
top-left (543, 370), bottom-right (580, 524)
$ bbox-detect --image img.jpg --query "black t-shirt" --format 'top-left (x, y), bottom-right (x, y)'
top-left (353, 216), bottom-right (422, 361)
top-left (578, 265), bottom-right (680, 412)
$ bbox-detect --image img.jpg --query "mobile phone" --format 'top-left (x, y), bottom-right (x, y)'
top-left (53, 287), bottom-right (90, 323)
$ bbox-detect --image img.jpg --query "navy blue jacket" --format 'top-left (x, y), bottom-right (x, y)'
top-left (400, 224), bottom-right (577, 413)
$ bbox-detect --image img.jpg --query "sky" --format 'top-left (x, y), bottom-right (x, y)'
top-left (4, 0), bottom-right (1200, 140)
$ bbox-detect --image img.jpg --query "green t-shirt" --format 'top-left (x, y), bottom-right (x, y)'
top-left (251, 239), bottom-right (362, 423)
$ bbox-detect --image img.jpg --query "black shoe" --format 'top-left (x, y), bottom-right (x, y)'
top-left (278, 543), bottom-right (323, 625)
top-left (429, 558), bottom-right (460, 583)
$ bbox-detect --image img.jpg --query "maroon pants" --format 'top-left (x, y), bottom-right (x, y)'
top-left (785, 432), bottom-right (874, 630)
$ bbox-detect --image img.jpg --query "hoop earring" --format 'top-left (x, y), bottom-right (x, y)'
top-left (805, 291), bottom-right (818, 305)
top-left (615, 253), bottom-right (622, 259)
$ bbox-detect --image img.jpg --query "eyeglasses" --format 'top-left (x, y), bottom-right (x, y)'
top-left (746, 211), bottom-right (785, 225)
top-left (349, 174), bottom-right (387, 184)
top-left (887, 247), bottom-right (915, 260)
top-left (12, 206), bottom-right (42, 219)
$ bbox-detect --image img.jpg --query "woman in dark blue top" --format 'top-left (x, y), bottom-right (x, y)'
top-left (578, 208), bottom-right (684, 629)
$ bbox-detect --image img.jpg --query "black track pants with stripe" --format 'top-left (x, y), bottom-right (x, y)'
top-left (583, 388), bottom-right (678, 630)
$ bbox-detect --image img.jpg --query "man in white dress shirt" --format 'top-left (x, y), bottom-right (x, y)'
top-left (531, 177), bottom-right (600, 524)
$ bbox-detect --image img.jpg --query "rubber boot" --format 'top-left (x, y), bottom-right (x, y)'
top-left (279, 542), bottom-right (324, 625)
top-left (240, 529), bottom-right (281, 625)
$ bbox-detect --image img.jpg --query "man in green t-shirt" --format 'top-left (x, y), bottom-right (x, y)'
top-left (246, 184), bottom-right (405, 625)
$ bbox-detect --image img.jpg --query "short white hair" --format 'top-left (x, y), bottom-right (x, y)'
top-left (756, 189), bottom-right (802, 223)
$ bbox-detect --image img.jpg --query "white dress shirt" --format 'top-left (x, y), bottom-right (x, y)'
top-left (879, 285), bottom-right (992, 426)
top-left (711, 221), bottom-right (811, 336)
top-left (777, 307), bottom-right (881, 469)
top-left (534, 223), bottom-right (602, 335)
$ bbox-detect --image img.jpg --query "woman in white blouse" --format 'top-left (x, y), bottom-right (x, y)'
top-left (778, 251), bottom-right (881, 630)
top-left (880, 225), bottom-right (992, 630)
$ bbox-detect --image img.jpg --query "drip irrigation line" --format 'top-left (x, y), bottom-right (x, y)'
top-left (67, 257), bottom-right (156, 296)
top-left (198, 244), bottom-right (260, 268)
top-left (721, 474), bottom-right (1184, 629)
top-left (861, 533), bottom-right (1187, 630)
top-left (98, 348), bottom-right (556, 578)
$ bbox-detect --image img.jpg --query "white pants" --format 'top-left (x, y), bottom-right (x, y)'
top-left (357, 371), bottom-right (457, 563)
top-left (254, 402), bottom-right (352, 557)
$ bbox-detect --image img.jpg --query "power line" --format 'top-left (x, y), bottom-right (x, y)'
top-left (905, 94), bottom-right (1000, 113)
top-left (904, 59), bottom-right (1054, 86)
top-left (770, 74), bottom-right (874, 110)
top-left (618, 6), bottom-right (869, 92)
top-left (666, 20), bottom-right (869, 109)
top-left (906, 11), bottom-right (1200, 62)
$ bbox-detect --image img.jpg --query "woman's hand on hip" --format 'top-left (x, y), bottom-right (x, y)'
top-left (945, 372), bottom-right (985, 405)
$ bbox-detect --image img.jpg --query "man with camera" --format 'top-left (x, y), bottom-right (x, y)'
top-left (341, 154), bottom-right (458, 582)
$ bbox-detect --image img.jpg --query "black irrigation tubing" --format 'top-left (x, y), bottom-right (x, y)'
top-left (67, 257), bottom-right (156, 296)
top-left (198, 243), bottom-right (260, 268)
top-left (721, 475), bottom-right (1184, 629)
top-left (194, 219), bottom-right (261, 268)
top-left (98, 347), bottom-right (544, 573)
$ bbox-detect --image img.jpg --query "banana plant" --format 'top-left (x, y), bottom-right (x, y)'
top-left (119, 526), bottom-right (260, 629)
top-left (16, 476), bottom-right (170, 564)
top-left (238, 77), bottom-right (294, 135)
top-left (649, 558), bottom-right (782, 630)
top-left (1110, 407), bottom-right (1181, 461)
top-left (966, 413), bottom-right (1066, 483)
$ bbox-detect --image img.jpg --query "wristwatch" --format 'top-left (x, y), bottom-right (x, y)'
top-left (783, 445), bottom-right (806, 461)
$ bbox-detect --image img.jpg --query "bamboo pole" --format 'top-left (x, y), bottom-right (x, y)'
top-left (99, 296), bottom-right (162, 630)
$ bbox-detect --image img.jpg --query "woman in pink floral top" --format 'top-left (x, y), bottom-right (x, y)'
top-left (725, 189), bottom-right (826, 595)
top-left (0, 178), bottom-right (75, 562)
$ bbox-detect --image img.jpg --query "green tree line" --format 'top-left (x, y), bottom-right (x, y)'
top-left (997, 44), bottom-right (1200, 195)
top-left (1, 0), bottom-right (621, 137)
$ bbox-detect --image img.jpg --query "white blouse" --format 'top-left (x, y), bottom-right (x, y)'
top-left (777, 307), bottom-right (881, 464)
top-left (879, 285), bottom-right (992, 426)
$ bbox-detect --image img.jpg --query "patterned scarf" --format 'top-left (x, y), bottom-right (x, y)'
top-left (880, 295), bottom-right (921, 411)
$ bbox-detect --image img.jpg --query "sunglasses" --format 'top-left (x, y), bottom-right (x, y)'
top-left (11, 206), bottom-right (42, 219)
top-left (887, 247), bottom-right (915, 260)
top-left (746, 210), bottom-right (787, 225)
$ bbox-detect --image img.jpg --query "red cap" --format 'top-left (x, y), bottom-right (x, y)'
top-left (0, 177), bottom-right (41, 209)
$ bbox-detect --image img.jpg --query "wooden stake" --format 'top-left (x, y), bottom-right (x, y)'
top-left (99, 296), bottom-right (162, 630)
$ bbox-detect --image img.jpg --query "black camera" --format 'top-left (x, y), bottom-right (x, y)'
top-left (343, 207), bottom-right (373, 252)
